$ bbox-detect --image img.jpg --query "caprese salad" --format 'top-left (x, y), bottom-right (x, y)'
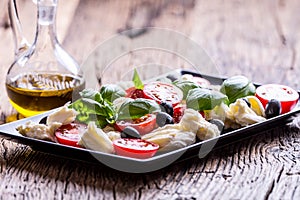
top-left (16, 69), bottom-right (299, 159)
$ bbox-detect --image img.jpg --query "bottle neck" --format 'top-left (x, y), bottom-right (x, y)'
top-left (34, 1), bottom-right (58, 49)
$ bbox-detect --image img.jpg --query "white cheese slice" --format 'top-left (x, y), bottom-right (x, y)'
top-left (17, 121), bottom-right (61, 142)
top-left (47, 105), bottom-right (78, 126)
top-left (78, 122), bottom-right (114, 154)
top-left (226, 99), bottom-right (266, 127)
top-left (142, 109), bottom-right (221, 152)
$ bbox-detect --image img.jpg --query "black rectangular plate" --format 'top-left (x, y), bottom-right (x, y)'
top-left (0, 70), bottom-right (299, 173)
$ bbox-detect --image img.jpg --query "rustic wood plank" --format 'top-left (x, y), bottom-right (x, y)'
top-left (62, 0), bottom-right (300, 88)
top-left (0, 126), bottom-right (298, 199)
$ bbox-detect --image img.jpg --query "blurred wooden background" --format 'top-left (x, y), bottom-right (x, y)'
top-left (1, 0), bottom-right (300, 116)
top-left (0, 0), bottom-right (299, 199)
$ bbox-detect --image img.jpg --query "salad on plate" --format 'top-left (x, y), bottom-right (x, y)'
top-left (16, 69), bottom-right (299, 159)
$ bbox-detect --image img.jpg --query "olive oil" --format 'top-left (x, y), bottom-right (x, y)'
top-left (6, 73), bottom-right (85, 117)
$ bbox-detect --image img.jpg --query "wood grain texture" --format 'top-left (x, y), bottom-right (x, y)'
top-left (0, 0), bottom-right (300, 199)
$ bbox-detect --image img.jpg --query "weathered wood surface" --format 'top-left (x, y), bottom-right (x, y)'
top-left (0, 0), bottom-right (300, 199)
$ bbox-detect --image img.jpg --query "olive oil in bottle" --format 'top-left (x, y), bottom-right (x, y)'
top-left (6, 73), bottom-right (85, 117)
top-left (6, 0), bottom-right (85, 117)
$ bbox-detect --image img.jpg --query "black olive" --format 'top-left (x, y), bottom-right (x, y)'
top-left (160, 102), bottom-right (174, 116)
top-left (265, 99), bottom-right (281, 119)
top-left (156, 112), bottom-right (174, 127)
top-left (242, 98), bottom-right (251, 107)
top-left (39, 116), bottom-right (48, 124)
top-left (209, 119), bottom-right (224, 132)
top-left (121, 126), bottom-right (141, 139)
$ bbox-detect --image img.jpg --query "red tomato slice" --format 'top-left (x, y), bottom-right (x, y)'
top-left (115, 114), bottom-right (156, 135)
top-left (55, 123), bottom-right (86, 147)
top-left (125, 87), bottom-right (146, 99)
top-left (255, 84), bottom-right (299, 114)
top-left (143, 82), bottom-right (182, 106)
top-left (173, 104), bottom-right (186, 123)
top-left (113, 138), bottom-right (159, 159)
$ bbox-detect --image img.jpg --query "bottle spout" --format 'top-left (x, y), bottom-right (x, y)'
top-left (8, 0), bottom-right (31, 57)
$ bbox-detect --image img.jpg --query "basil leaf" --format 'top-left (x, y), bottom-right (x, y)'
top-left (173, 80), bottom-right (200, 99)
top-left (100, 84), bottom-right (125, 103)
top-left (74, 98), bottom-right (106, 115)
top-left (70, 89), bottom-right (116, 128)
top-left (186, 88), bottom-right (229, 111)
top-left (220, 75), bottom-right (255, 104)
top-left (132, 68), bottom-right (144, 90)
top-left (80, 88), bottom-right (103, 102)
top-left (117, 98), bottom-right (161, 120)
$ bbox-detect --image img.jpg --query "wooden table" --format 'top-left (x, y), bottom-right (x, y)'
top-left (0, 0), bottom-right (300, 199)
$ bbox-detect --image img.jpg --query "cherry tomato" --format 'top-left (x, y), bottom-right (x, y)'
top-left (55, 123), bottom-right (86, 147)
top-left (255, 84), bottom-right (299, 114)
top-left (125, 87), bottom-right (145, 99)
top-left (143, 82), bottom-right (182, 106)
top-left (113, 138), bottom-right (159, 159)
top-left (173, 104), bottom-right (186, 123)
top-left (115, 114), bottom-right (156, 135)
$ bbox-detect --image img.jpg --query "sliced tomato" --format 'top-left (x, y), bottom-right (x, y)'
top-left (113, 138), bottom-right (159, 159)
top-left (125, 87), bottom-right (146, 99)
top-left (143, 82), bottom-right (182, 106)
top-left (255, 84), bottom-right (299, 114)
top-left (173, 104), bottom-right (186, 123)
top-left (55, 123), bottom-right (87, 147)
top-left (115, 114), bottom-right (156, 135)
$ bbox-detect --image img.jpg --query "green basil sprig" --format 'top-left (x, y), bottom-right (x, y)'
top-left (132, 68), bottom-right (144, 90)
top-left (173, 80), bottom-right (200, 99)
top-left (220, 75), bottom-right (255, 104)
top-left (70, 89), bottom-right (116, 128)
top-left (117, 98), bottom-right (161, 120)
top-left (186, 88), bottom-right (229, 111)
top-left (100, 84), bottom-right (125, 103)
